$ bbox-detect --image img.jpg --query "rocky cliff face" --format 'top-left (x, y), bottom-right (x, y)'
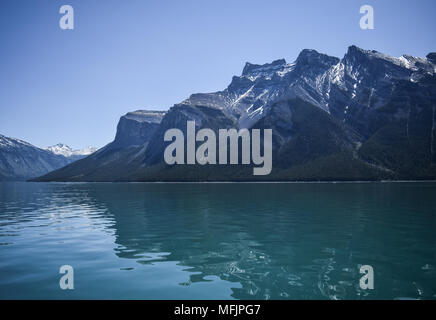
top-left (35, 46), bottom-right (436, 182)
top-left (112, 110), bottom-right (166, 149)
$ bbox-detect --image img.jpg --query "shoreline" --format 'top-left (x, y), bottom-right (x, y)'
top-left (5, 179), bottom-right (436, 184)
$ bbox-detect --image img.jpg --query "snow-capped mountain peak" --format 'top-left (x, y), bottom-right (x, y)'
top-left (177, 45), bottom-right (436, 133)
top-left (0, 134), bottom-right (34, 148)
top-left (77, 146), bottom-right (98, 156)
top-left (0, 135), bottom-right (82, 181)
top-left (46, 143), bottom-right (73, 157)
top-left (46, 143), bottom-right (97, 157)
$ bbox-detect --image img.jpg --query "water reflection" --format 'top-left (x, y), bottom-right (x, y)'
top-left (0, 182), bottom-right (436, 299)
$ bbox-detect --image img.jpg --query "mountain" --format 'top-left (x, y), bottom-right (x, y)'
top-left (46, 143), bottom-right (97, 161)
top-left (32, 111), bottom-right (166, 181)
top-left (0, 135), bottom-right (69, 181)
top-left (34, 46), bottom-right (436, 182)
top-left (0, 134), bottom-right (97, 181)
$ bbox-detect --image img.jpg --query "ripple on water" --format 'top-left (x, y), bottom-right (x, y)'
top-left (0, 182), bottom-right (436, 299)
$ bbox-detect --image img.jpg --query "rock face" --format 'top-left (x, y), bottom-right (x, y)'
top-left (112, 111), bottom-right (166, 149)
top-left (35, 46), bottom-right (436, 182)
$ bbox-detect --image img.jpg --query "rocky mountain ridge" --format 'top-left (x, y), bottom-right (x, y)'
top-left (34, 46), bottom-right (436, 182)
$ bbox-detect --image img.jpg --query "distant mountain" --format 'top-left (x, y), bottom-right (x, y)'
top-left (0, 135), bottom-right (97, 181)
top-left (34, 46), bottom-right (436, 182)
top-left (32, 111), bottom-right (165, 181)
top-left (46, 143), bottom-right (97, 161)
top-left (0, 134), bottom-right (69, 181)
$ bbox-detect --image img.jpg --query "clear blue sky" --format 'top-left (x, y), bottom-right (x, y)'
top-left (1, 0), bottom-right (435, 149)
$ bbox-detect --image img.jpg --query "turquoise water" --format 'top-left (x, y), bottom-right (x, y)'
top-left (0, 182), bottom-right (435, 300)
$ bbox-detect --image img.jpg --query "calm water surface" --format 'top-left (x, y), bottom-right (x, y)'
top-left (0, 182), bottom-right (435, 299)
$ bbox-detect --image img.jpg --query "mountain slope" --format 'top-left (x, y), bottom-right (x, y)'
top-left (34, 46), bottom-right (436, 182)
top-left (0, 135), bottom-right (72, 181)
top-left (34, 110), bottom-right (166, 181)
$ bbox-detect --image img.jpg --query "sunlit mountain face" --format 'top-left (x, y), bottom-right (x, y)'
top-left (35, 46), bottom-right (436, 182)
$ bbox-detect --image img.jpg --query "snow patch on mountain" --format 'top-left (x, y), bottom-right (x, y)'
top-left (46, 143), bottom-right (97, 157)
top-left (0, 134), bottom-right (34, 148)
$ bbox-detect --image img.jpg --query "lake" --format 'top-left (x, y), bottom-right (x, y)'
top-left (0, 182), bottom-right (435, 299)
